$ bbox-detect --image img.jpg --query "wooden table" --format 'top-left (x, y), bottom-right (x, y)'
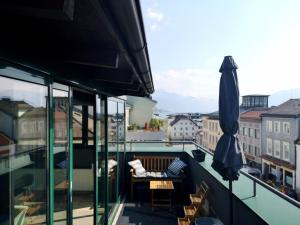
top-left (55, 180), bottom-right (69, 190)
top-left (150, 180), bottom-right (174, 211)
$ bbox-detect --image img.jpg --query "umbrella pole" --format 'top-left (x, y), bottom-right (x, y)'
top-left (229, 180), bottom-right (233, 225)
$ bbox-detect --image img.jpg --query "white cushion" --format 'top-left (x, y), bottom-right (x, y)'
top-left (135, 165), bottom-right (146, 176)
top-left (128, 159), bottom-right (142, 169)
top-left (108, 159), bottom-right (118, 171)
top-left (128, 159), bottom-right (146, 176)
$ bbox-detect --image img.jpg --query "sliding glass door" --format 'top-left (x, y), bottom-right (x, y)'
top-left (72, 90), bottom-right (95, 225)
top-left (53, 86), bottom-right (70, 225)
top-left (96, 96), bottom-right (106, 225)
top-left (0, 75), bottom-right (48, 225)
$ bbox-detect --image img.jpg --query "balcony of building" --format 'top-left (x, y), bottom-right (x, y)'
top-left (108, 141), bottom-right (300, 225)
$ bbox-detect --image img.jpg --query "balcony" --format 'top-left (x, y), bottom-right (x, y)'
top-left (112, 141), bottom-right (300, 225)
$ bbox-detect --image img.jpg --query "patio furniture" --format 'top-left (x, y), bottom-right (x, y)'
top-left (150, 180), bottom-right (174, 211)
top-left (14, 205), bottom-right (28, 225)
top-left (192, 149), bottom-right (206, 162)
top-left (178, 181), bottom-right (209, 225)
top-left (130, 155), bottom-right (186, 199)
top-left (190, 181), bottom-right (209, 206)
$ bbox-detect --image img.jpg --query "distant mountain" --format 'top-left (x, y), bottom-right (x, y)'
top-left (152, 90), bottom-right (218, 115)
top-left (269, 89), bottom-right (300, 107)
top-left (152, 88), bottom-right (300, 116)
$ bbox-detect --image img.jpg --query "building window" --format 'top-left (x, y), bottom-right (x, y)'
top-left (174, 133), bottom-right (176, 137)
top-left (180, 132), bottom-right (183, 136)
top-left (249, 128), bottom-right (254, 137)
top-left (285, 171), bottom-right (293, 188)
top-left (243, 127), bottom-right (248, 136)
top-left (174, 127), bottom-right (176, 130)
top-left (186, 132), bottom-right (188, 136)
top-left (248, 145), bottom-right (253, 155)
top-left (283, 142), bottom-right (290, 161)
top-left (254, 146), bottom-right (259, 156)
top-left (267, 138), bottom-right (272, 155)
top-left (185, 127), bottom-right (188, 130)
top-left (180, 127), bottom-right (183, 130)
top-left (283, 122), bottom-right (290, 135)
top-left (192, 127), bottom-right (194, 130)
top-left (255, 129), bottom-right (260, 139)
top-left (274, 140), bottom-right (280, 158)
top-left (267, 120), bottom-right (272, 132)
top-left (192, 132), bottom-right (194, 136)
top-left (243, 143), bottom-right (247, 152)
top-left (274, 121), bottom-right (280, 133)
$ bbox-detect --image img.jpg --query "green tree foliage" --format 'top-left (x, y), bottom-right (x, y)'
top-left (149, 118), bottom-right (165, 130)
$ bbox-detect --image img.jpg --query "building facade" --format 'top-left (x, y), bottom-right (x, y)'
top-left (168, 115), bottom-right (200, 141)
top-left (240, 95), bottom-right (269, 110)
top-left (261, 99), bottom-right (300, 190)
top-left (126, 96), bottom-right (157, 128)
top-left (201, 112), bottom-right (223, 152)
top-left (239, 110), bottom-right (266, 168)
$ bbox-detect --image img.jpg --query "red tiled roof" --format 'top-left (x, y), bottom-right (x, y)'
top-left (240, 110), bottom-right (267, 120)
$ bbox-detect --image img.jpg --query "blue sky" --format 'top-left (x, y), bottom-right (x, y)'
top-left (141, 0), bottom-right (300, 100)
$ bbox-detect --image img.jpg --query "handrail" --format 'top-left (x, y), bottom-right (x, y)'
top-left (122, 140), bottom-right (300, 209)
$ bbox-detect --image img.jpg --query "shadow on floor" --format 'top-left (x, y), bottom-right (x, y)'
top-left (117, 202), bottom-right (179, 225)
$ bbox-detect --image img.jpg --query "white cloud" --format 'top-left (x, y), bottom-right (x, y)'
top-left (153, 68), bottom-right (219, 100)
top-left (146, 7), bottom-right (165, 31)
top-left (147, 8), bottom-right (164, 22)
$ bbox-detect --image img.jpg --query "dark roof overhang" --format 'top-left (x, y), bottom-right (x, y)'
top-left (0, 0), bottom-right (154, 97)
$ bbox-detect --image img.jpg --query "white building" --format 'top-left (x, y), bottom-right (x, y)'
top-left (296, 141), bottom-right (300, 198)
top-left (168, 115), bottom-right (200, 141)
top-left (126, 96), bottom-right (156, 127)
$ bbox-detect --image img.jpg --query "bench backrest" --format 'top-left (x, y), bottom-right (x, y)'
top-left (133, 155), bottom-right (176, 171)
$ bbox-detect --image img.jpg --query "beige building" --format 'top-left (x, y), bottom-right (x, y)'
top-left (201, 112), bottom-right (223, 152)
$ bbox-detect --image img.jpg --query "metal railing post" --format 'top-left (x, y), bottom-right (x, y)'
top-left (253, 180), bottom-right (257, 197)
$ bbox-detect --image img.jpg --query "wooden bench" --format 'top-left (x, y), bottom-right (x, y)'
top-left (130, 155), bottom-right (186, 200)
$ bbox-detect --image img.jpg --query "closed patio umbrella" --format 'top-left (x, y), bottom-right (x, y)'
top-left (211, 56), bottom-right (245, 225)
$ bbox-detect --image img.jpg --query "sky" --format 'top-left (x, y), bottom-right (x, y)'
top-left (141, 0), bottom-right (300, 100)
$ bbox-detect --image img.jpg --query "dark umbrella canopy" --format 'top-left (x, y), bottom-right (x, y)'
top-left (211, 56), bottom-right (244, 181)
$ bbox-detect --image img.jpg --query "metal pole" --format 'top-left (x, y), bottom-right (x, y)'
top-left (229, 180), bottom-right (233, 225)
top-left (253, 180), bottom-right (256, 197)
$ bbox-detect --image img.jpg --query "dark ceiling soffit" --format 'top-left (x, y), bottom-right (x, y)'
top-left (0, 0), bottom-right (75, 21)
top-left (65, 49), bottom-right (119, 69)
top-left (0, 44), bottom-right (120, 71)
top-left (95, 0), bottom-right (154, 95)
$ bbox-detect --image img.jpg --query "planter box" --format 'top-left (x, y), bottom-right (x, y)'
top-left (192, 149), bottom-right (206, 162)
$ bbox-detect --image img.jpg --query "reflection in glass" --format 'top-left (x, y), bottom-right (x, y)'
top-left (107, 99), bottom-right (118, 215)
top-left (53, 89), bottom-right (69, 224)
top-left (117, 102), bottom-right (125, 196)
top-left (0, 76), bottom-right (47, 225)
top-left (88, 106), bottom-right (94, 146)
top-left (72, 91), bottom-right (94, 225)
top-left (97, 97), bottom-right (106, 224)
top-left (73, 106), bottom-right (83, 144)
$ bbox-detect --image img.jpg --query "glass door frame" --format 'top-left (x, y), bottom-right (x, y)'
top-left (50, 82), bottom-right (73, 225)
